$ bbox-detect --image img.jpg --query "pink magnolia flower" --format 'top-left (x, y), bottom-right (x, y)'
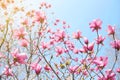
top-left (80, 59), bottom-right (86, 64)
top-left (98, 69), bottom-right (116, 80)
top-left (40, 2), bottom-right (46, 7)
top-left (73, 48), bottom-right (79, 54)
top-left (82, 70), bottom-right (88, 76)
top-left (88, 42), bottom-right (94, 51)
top-left (3, 66), bottom-right (13, 77)
top-left (107, 25), bottom-right (115, 35)
top-left (62, 21), bottom-right (66, 25)
top-left (69, 66), bottom-right (79, 73)
top-left (64, 40), bottom-right (75, 51)
top-left (93, 56), bottom-right (108, 69)
top-left (41, 42), bottom-right (49, 49)
top-left (83, 37), bottom-right (89, 44)
top-left (55, 19), bottom-right (60, 22)
top-left (54, 22), bottom-right (57, 26)
top-left (116, 68), bottom-right (120, 73)
top-left (110, 40), bottom-right (120, 50)
top-left (35, 65), bottom-right (42, 75)
top-left (19, 39), bottom-right (29, 47)
top-left (30, 63), bottom-right (42, 75)
top-left (44, 65), bottom-right (51, 71)
top-left (80, 42), bottom-right (94, 53)
top-left (47, 27), bottom-right (51, 33)
top-left (49, 39), bottom-right (55, 45)
top-left (105, 69), bottom-right (116, 80)
top-left (30, 58), bottom-right (42, 75)
top-left (96, 35), bottom-right (105, 45)
top-left (34, 11), bottom-right (46, 24)
top-left (22, 18), bottom-right (29, 26)
top-left (73, 30), bottom-right (82, 39)
top-left (55, 46), bottom-right (64, 57)
top-left (79, 46), bottom-right (88, 53)
top-left (40, 2), bottom-right (51, 9)
top-left (11, 49), bottom-right (27, 64)
top-left (73, 57), bottom-right (78, 62)
top-left (14, 27), bottom-right (27, 39)
top-left (89, 19), bottom-right (102, 32)
top-left (55, 29), bottom-right (66, 42)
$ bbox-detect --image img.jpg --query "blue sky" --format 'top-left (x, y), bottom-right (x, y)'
top-left (48, 0), bottom-right (120, 38)
top-left (25, 0), bottom-right (120, 37)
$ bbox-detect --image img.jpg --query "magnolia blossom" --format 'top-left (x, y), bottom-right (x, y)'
top-left (82, 70), bottom-right (88, 76)
top-left (98, 69), bottom-right (116, 80)
top-left (80, 46), bottom-right (88, 53)
top-left (55, 19), bottom-right (60, 22)
top-left (55, 46), bottom-right (64, 57)
top-left (88, 42), bottom-right (94, 51)
top-left (11, 49), bottom-right (27, 64)
top-left (34, 11), bottom-right (46, 24)
top-left (73, 58), bottom-right (78, 62)
top-left (22, 18), bottom-right (29, 26)
top-left (64, 40), bottom-right (75, 51)
top-left (62, 21), bottom-right (66, 25)
top-left (41, 42), bottom-right (49, 49)
top-left (69, 66), bottom-right (79, 73)
top-left (116, 68), bottom-right (120, 73)
top-left (83, 37), bottom-right (89, 44)
top-left (107, 25), bottom-right (115, 35)
top-left (19, 39), bottom-right (29, 47)
top-left (80, 42), bottom-right (94, 53)
top-left (14, 27), bottom-right (27, 39)
top-left (110, 40), bottom-right (120, 50)
top-left (35, 65), bottom-right (42, 75)
top-left (44, 65), bottom-right (51, 71)
top-left (73, 30), bottom-right (82, 39)
top-left (96, 35), bottom-right (105, 45)
top-left (55, 29), bottom-right (66, 42)
top-left (93, 56), bottom-right (108, 69)
top-left (40, 2), bottom-right (51, 9)
top-left (30, 63), bottom-right (42, 75)
top-left (3, 66), bottom-right (13, 77)
top-left (30, 58), bottom-right (42, 75)
top-left (105, 69), bottom-right (116, 80)
top-left (89, 19), bottom-right (102, 32)
top-left (73, 48), bottom-right (79, 54)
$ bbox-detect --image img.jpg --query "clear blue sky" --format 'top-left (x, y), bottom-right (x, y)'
top-left (47, 0), bottom-right (120, 38)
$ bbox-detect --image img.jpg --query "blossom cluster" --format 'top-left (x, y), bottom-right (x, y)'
top-left (0, 0), bottom-right (120, 80)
